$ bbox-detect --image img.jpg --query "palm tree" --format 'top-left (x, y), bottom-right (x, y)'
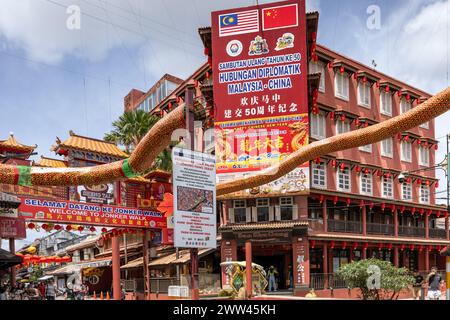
top-left (104, 109), bottom-right (160, 153)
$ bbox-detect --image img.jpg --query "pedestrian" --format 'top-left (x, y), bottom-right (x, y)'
top-left (38, 281), bottom-right (46, 300)
top-left (411, 270), bottom-right (424, 300)
top-left (426, 267), bottom-right (443, 300)
top-left (0, 284), bottom-right (7, 300)
top-left (267, 266), bottom-right (277, 292)
top-left (45, 280), bottom-right (56, 300)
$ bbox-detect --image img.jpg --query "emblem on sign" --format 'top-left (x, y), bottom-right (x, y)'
top-left (275, 33), bottom-right (295, 51)
top-left (248, 36), bottom-right (269, 55)
top-left (226, 39), bottom-right (243, 57)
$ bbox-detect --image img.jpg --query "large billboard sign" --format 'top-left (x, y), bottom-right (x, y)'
top-left (172, 148), bottom-right (216, 249)
top-left (212, 0), bottom-right (309, 196)
top-left (19, 198), bottom-right (166, 229)
top-left (0, 217), bottom-right (26, 239)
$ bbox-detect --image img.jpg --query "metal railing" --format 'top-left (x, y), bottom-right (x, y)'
top-left (367, 223), bottom-right (395, 236)
top-left (310, 273), bottom-right (347, 290)
top-left (308, 218), bottom-right (325, 232)
top-left (398, 225), bottom-right (426, 237)
top-left (429, 228), bottom-right (446, 239)
top-left (327, 219), bottom-right (362, 233)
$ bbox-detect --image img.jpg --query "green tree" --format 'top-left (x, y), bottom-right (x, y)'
top-left (104, 109), bottom-right (160, 153)
top-left (104, 109), bottom-right (173, 171)
top-left (335, 258), bottom-right (414, 300)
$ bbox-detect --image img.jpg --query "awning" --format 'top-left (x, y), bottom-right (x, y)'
top-left (120, 248), bottom-right (216, 269)
top-left (46, 258), bottom-right (112, 275)
top-left (0, 248), bottom-right (23, 269)
top-left (37, 275), bottom-right (54, 281)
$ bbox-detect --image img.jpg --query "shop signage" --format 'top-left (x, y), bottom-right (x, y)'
top-left (0, 217), bottom-right (26, 239)
top-left (0, 207), bottom-right (19, 218)
top-left (212, 0), bottom-right (309, 196)
top-left (19, 198), bottom-right (166, 229)
top-left (172, 147), bottom-right (216, 249)
top-left (79, 183), bottom-right (114, 204)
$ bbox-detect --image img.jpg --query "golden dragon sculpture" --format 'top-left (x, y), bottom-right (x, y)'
top-left (0, 87), bottom-right (448, 197)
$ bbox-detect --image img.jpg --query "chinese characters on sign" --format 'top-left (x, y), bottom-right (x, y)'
top-left (18, 198), bottom-right (166, 229)
top-left (172, 148), bottom-right (217, 249)
top-left (212, 0), bottom-right (309, 196)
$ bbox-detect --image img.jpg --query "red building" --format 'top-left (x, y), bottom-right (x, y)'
top-left (124, 10), bottom-right (449, 297)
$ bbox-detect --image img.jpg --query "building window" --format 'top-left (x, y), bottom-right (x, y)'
top-left (308, 61), bottom-right (326, 92)
top-left (312, 162), bottom-right (327, 189)
top-left (357, 82), bottom-right (371, 108)
top-left (400, 99), bottom-right (411, 114)
top-left (401, 141), bottom-right (412, 163)
top-left (336, 120), bottom-right (350, 135)
top-left (382, 176), bottom-right (394, 199)
top-left (402, 183), bottom-right (413, 201)
top-left (360, 173), bottom-right (373, 196)
top-left (256, 198), bottom-right (270, 222)
top-left (335, 72), bottom-right (349, 100)
top-left (380, 91), bottom-right (392, 116)
top-left (419, 146), bottom-right (429, 166)
top-left (280, 197), bottom-right (293, 220)
top-left (420, 185), bottom-right (430, 204)
top-left (233, 200), bottom-right (246, 223)
top-left (359, 144), bottom-right (372, 153)
top-left (381, 138), bottom-right (393, 158)
top-left (420, 122), bottom-right (429, 129)
top-left (337, 168), bottom-right (351, 192)
top-left (311, 112), bottom-right (326, 140)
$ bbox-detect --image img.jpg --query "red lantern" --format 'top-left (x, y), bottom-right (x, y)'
top-left (176, 96), bottom-right (181, 104)
top-left (426, 209), bottom-right (432, 217)
top-left (427, 245), bottom-right (433, 252)
top-left (445, 212), bottom-right (449, 218)
top-left (346, 198), bottom-right (351, 206)
top-left (353, 73), bottom-right (358, 80)
top-left (62, 256), bottom-right (72, 263)
top-left (42, 224), bottom-right (48, 231)
top-left (378, 243), bottom-right (383, 250)
top-left (78, 226), bottom-right (84, 232)
top-left (327, 62), bottom-right (333, 69)
top-left (359, 200), bottom-right (365, 208)
top-left (355, 118), bottom-right (360, 126)
top-left (409, 244), bottom-right (415, 251)
top-left (319, 194), bottom-right (325, 204)
top-left (364, 122), bottom-right (369, 128)
top-left (425, 180), bottom-right (430, 186)
top-left (352, 242), bottom-right (358, 250)
top-left (387, 243), bottom-right (393, 250)
top-left (390, 204), bottom-right (396, 212)
top-left (54, 225), bottom-right (62, 231)
top-left (364, 168), bottom-right (370, 175)
top-left (418, 245), bottom-right (424, 252)
top-left (435, 181), bottom-right (439, 188)
top-left (205, 71), bottom-right (210, 79)
top-left (369, 202), bottom-right (374, 210)
top-left (315, 157), bottom-right (321, 164)
top-left (160, 110), bottom-right (164, 117)
top-left (339, 66), bottom-right (345, 74)
top-left (310, 240), bottom-right (316, 249)
top-left (331, 160), bottom-right (337, 167)
top-left (397, 91), bottom-right (402, 97)
top-left (329, 241), bottom-right (335, 249)
top-left (411, 207), bottom-right (416, 215)
top-left (385, 172), bottom-right (391, 179)
top-left (203, 47), bottom-right (209, 56)
top-left (330, 111), bottom-right (335, 120)
top-left (362, 76), bottom-right (367, 83)
top-left (363, 242), bottom-right (369, 250)
top-left (400, 244), bottom-right (405, 251)
top-left (406, 177), bottom-right (411, 183)
top-left (417, 178), bottom-right (422, 185)
top-left (376, 82), bottom-right (380, 88)
top-left (385, 85), bottom-right (390, 93)
top-left (406, 94), bottom-right (411, 101)
top-left (333, 196), bottom-right (338, 205)
top-left (340, 114), bottom-right (346, 122)
top-left (434, 144), bottom-right (439, 150)
top-left (404, 135), bottom-right (409, 142)
top-left (419, 208), bottom-right (425, 216)
top-left (376, 170), bottom-right (382, 177)
top-left (341, 241), bottom-right (347, 249)
top-left (89, 226), bottom-right (96, 232)
top-left (27, 223), bottom-right (35, 229)
top-left (355, 166), bottom-right (361, 173)
top-left (339, 163), bottom-right (346, 171)
top-left (381, 203), bottom-right (386, 211)
top-left (436, 211), bottom-right (441, 218)
top-left (168, 102), bottom-right (172, 111)
top-left (101, 227), bottom-right (107, 233)
top-left (400, 206), bottom-right (406, 214)
top-left (66, 225), bottom-right (72, 231)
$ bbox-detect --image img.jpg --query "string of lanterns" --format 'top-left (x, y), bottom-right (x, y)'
top-left (310, 240), bottom-right (445, 252)
top-left (26, 222), bottom-right (97, 233)
top-left (100, 228), bottom-right (155, 240)
top-left (15, 253), bottom-right (72, 267)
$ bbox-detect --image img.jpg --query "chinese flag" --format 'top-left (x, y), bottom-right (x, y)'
top-left (262, 3), bottom-right (298, 31)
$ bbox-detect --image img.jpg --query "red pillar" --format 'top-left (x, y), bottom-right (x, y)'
top-left (394, 210), bottom-right (399, 237)
top-left (425, 214), bottom-right (429, 239)
top-left (112, 235), bottom-right (121, 300)
top-left (9, 239), bottom-right (16, 287)
top-left (245, 241), bottom-right (252, 298)
top-left (445, 216), bottom-right (449, 240)
top-left (190, 248), bottom-right (199, 300)
top-left (323, 243), bottom-right (329, 288)
top-left (362, 205), bottom-right (367, 236)
top-left (322, 200), bottom-right (328, 232)
top-left (425, 250), bottom-right (430, 271)
top-left (393, 247), bottom-right (399, 267)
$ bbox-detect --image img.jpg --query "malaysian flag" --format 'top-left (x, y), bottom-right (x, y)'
top-left (218, 10), bottom-right (259, 37)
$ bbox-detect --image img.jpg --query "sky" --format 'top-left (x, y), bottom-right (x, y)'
top-left (0, 0), bottom-right (449, 249)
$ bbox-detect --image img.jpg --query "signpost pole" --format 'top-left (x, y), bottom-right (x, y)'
top-left (112, 235), bottom-right (121, 300)
top-left (143, 229), bottom-right (151, 300)
top-left (185, 86), bottom-right (200, 300)
top-left (9, 238), bottom-right (16, 287)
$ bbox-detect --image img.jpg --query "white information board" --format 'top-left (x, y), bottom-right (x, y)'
top-left (173, 147), bottom-right (216, 249)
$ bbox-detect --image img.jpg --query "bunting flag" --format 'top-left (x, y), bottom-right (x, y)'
top-left (14, 166), bottom-right (32, 186)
